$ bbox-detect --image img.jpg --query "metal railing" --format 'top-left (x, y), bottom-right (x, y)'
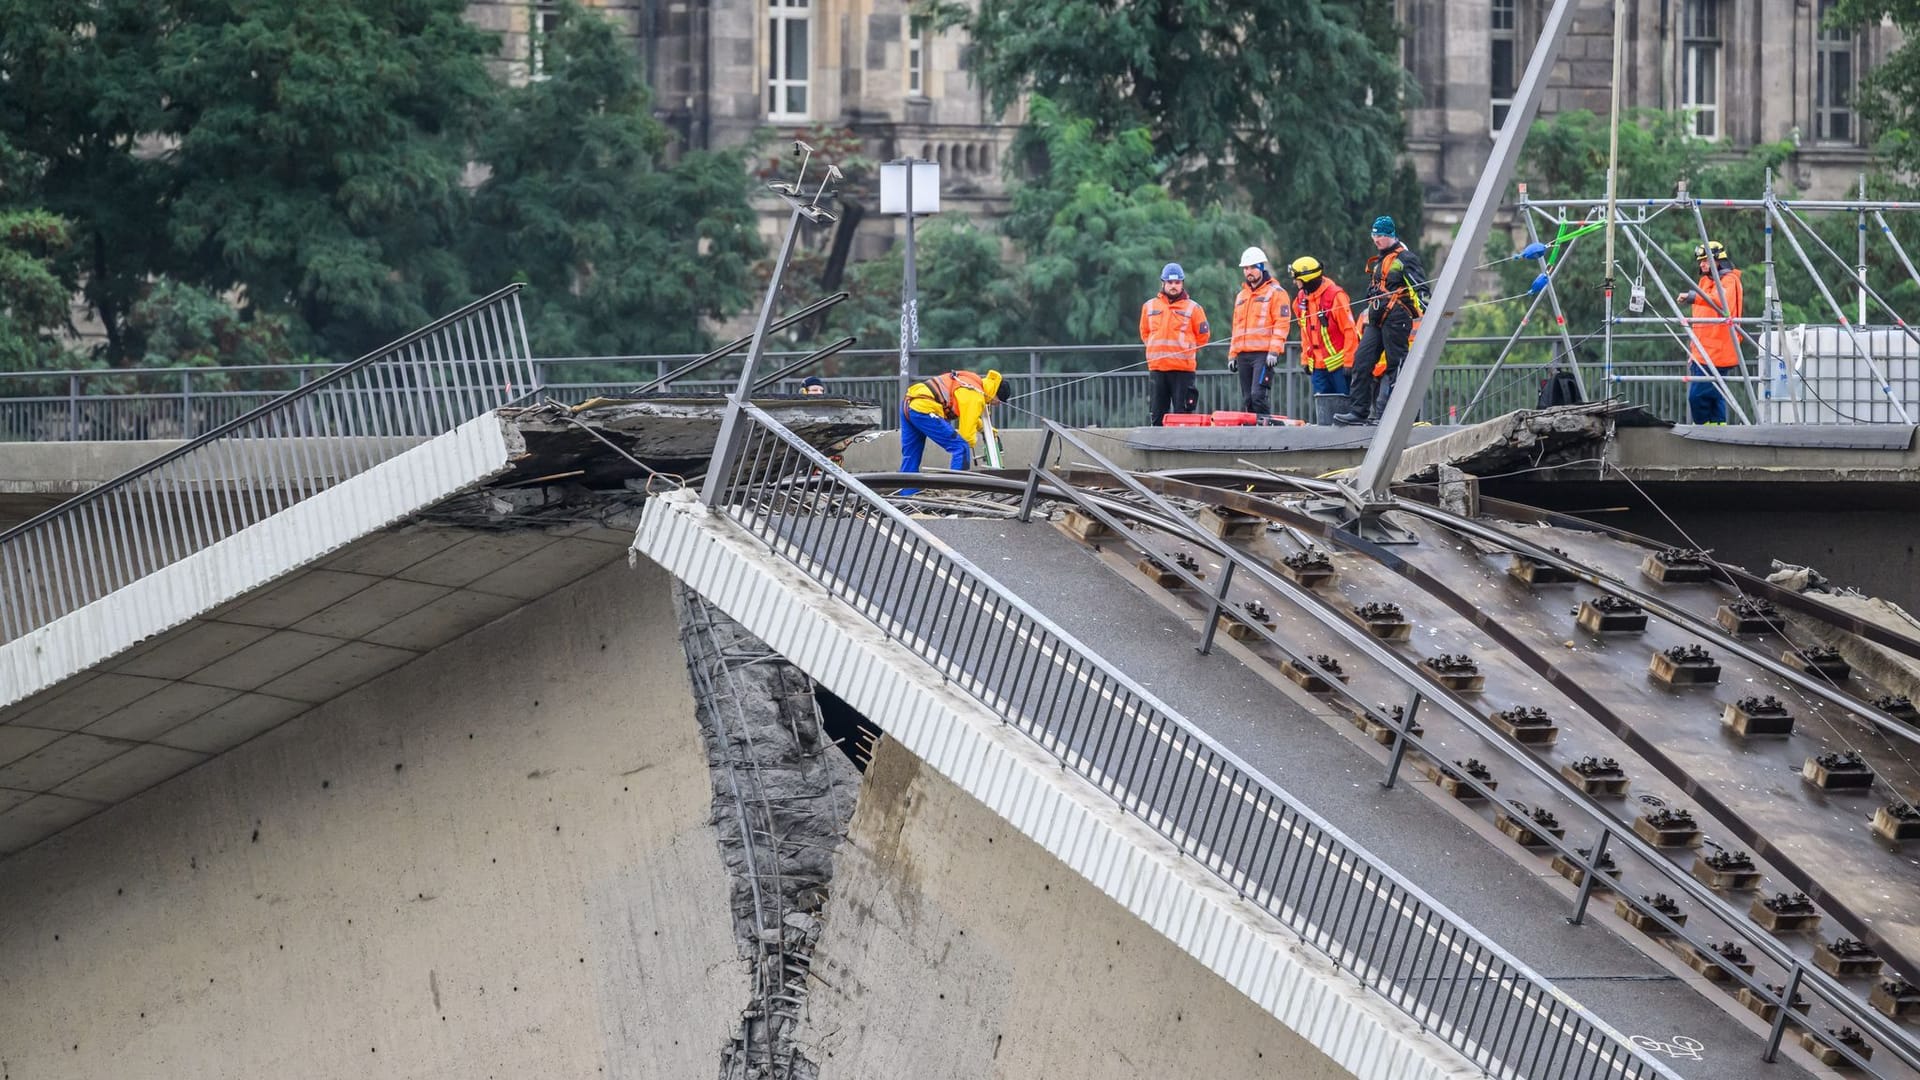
top-left (0, 285), bottom-right (536, 644)
top-left (705, 400), bottom-right (1673, 1080)
top-left (1, 337), bottom-right (1702, 441)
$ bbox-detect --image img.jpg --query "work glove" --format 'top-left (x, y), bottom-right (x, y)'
top-left (1226, 356), bottom-right (1238, 373)
top-left (1264, 353), bottom-right (1279, 368)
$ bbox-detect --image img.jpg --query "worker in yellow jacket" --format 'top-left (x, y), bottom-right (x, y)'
top-left (900, 369), bottom-right (1003, 493)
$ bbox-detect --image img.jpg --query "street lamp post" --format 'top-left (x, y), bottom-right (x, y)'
top-left (880, 158), bottom-right (941, 405)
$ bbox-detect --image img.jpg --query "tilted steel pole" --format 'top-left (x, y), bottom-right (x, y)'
top-left (1346, 0), bottom-right (1582, 507)
top-left (701, 188), bottom-right (839, 505)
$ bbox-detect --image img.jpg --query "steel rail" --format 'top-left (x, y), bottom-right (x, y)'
top-left (1016, 444), bottom-right (1913, 1070)
top-left (625, 292), bottom-right (849, 395)
top-left (751, 336), bottom-right (857, 393)
top-left (866, 464), bottom-right (1912, 1072)
top-left (1171, 467), bottom-right (1920, 752)
top-left (717, 406), bottom-right (1676, 1079)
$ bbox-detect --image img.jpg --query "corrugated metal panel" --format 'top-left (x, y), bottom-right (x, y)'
top-left (634, 489), bottom-right (1483, 1080)
top-left (0, 415), bottom-right (516, 708)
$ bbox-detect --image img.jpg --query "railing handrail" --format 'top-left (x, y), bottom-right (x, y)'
top-left (0, 333), bottom-right (1699, 384)
top-left (0, 285), bottom-right (524, 546)
top-left (713, 399), bottom-right (1676, 1079)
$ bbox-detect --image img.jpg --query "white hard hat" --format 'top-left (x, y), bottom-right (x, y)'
top-left (1239, 246), bottom-right (1268, 268)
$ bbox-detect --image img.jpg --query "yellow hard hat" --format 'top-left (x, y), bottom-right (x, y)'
top-left (1694, 240), bottom-right (1728, 261)
top-left (982, 370), bottom-right (1003, 402)
top-left (1290, 256), bottom-right (1323, 282)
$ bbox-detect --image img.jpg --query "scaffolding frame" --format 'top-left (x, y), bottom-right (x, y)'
top-left (1463, 170), bottom-right (1920, 425)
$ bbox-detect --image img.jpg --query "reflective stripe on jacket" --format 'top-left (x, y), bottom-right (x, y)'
top-left (1230, 277), bottom-right (1291, 356)
top-left (1688, 268), bottom-right (1744, 369)
top-left (1139, 292), bottom-right (1211, 371)
top-left (1366, 244), bottom-right (1428, 319)
top-left (1294, 280), bottom-right (1357, 371)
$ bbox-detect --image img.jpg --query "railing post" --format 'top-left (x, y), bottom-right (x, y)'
top-left (1763, 965), bottom-right (1805, 1062)
top-left (181, 370), bottom-right (195, 438)
top-left (1196, 560), bottom-right (1237, 656)
top-left (1566, 826), bottom-right (1611, 926)
top-left (1380, 691), bottom-right (1423, 789)
top-left (68, 374), bottom-right (80, 439)
top-left (1017, 425), bottom-right (1056, 523)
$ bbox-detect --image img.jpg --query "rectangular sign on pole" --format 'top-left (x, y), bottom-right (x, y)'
top-left (879, 161), bottom-right (940, 214)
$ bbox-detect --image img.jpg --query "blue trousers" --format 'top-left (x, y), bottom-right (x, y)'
top-left (1308, 367), bottom-right (1350, 397)
top-left (1687, 361), bottom-right (1728, 424)
top-left (900, 408), bottom-right (970, 494)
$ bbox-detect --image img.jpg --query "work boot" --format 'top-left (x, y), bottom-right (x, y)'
top-left (1332, 412), bottom-right (1364, 426)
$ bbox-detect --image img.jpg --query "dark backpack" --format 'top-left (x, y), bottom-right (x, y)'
top-left (1537, 368), bottom-right (1583, 408)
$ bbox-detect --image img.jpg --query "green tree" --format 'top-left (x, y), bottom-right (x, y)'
top-left (820, 99), bottom-right (1273, 372)
top-left (466, 3), bottom-right (762, 362)
top-left (158, 0), bottom-right (499, 359)
top-left (0, 207), bottom-right (71, 371)
top-left (0, 0), bottom-right (170, 363)
top-left (929, 0), bottom-right (1419, 276)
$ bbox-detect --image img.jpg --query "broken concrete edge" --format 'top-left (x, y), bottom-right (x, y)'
top-left (1393, 404), bottom-right (1617, 485)
top-left (1770, 573), bottom-right (1920, 713)
top-left (0, 414), bottom-right (522, 711)
top-left (631, 487), bottom-right (1609, 1080)
top-left (671, 585), bottom-right (859, 1080)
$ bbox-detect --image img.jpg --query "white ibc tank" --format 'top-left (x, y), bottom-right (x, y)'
top-left (1754, 326), bottom-right (1920, 423)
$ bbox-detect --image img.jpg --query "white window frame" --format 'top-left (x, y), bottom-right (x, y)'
top-left (529, 0), bottom-right (560, 81)
top-left (1489, 0), bottom-right (1517, 133)
top-left (1814, 0), bottom-right (1858, 144)
top-left (1681, 0), bottom-right (1722, 139)
top-left (767, 0), bottom-right (812, 122)
top-left (906, 20), bottom-right (928, 98)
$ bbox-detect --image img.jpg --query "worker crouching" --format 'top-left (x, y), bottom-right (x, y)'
top-left (1140, 262), bottom-right (1211, 425)
top-left (900, 369), bottom-right (1003, 495)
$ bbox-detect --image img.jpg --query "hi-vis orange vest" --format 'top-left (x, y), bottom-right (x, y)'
top-left (1688, 268), bottom-right (1744, 369)
top-left (915, 370), bottom-right (988, 414)
top-left (1230, 277), bottom-right (1291, 356)
top-left (1139, 292), bottom-right (1211, 372)
top-left (1294, 280), bottom-right (1357, 371)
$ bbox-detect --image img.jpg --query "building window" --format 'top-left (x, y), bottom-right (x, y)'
top-left (529, 0), bottom-right (560, 80)
top-left (767, 0), bottom-right (811, 120)
top-left (1682, 0), bottom-right (1721, 139)
top-left (1490, 0), bottom-right (1517, 132)
top-left (906, 17), bottom-right (928, 97)
top-left (1815, 0), bottom-right (1857, 143)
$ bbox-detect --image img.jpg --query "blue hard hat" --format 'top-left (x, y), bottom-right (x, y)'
top-left (1161, 262), bottom-right (1186, 281)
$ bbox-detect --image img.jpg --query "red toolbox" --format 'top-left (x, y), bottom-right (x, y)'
top-left (1211, 410), bottom-right (1259, 426)
top-left (1163, 413), bottom-right (1213, 426)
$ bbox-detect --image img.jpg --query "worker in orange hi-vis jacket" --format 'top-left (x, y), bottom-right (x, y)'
top-left (1288, 256), bottom-right (1357, 412)
top-left (1227, 246), bottom-right (1291, 415)
top-left (1677, 239), bottom-right (1744, 424)
top-left (1139, 262), bottom-right (1211, 425)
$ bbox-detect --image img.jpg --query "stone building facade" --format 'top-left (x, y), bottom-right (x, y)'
top-left (466, 0), bottom-right (1895, 242)
top-left (1406, 0), bottom-right (1897, 219)
top-left (465, 0), bottom-right (1019, 246)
